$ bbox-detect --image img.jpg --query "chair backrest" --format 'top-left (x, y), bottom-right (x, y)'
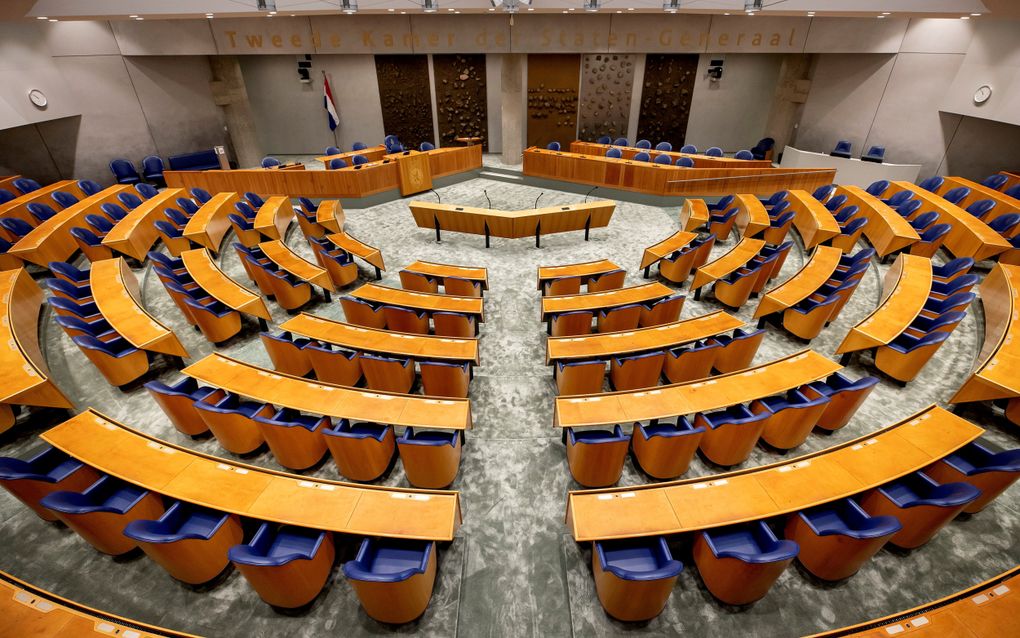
top-left (597, 136), bottom-right (612, 144)
top-left (85, 214), bottom-right (114, 234)
top-left (910, 211), bottom-right (939, 230)
top-left (965, 199), bottom-right (996, 218)
top-left (101, 203), bottom-right (127, 221)
top-left (920, 223), bottom-right (951, 241)
top-left (675, 156), bottom-right (694, 168)
top-left (352, 142), bottom-right (368, 151)
top-left (109, 159), bottom-right (139, 182)
top-left (918, 175), bottom-right (944, 192)
top-left (261, 156), bottom-right (281, 168)
top-left (69, 226), bottom-right (102, 246)
top-left (351, 155), bottom-right (369, 166)
top-left (420, 141), bottom-right (436, 151)
top-left (0, 217), bottom-right (34, 237)
top-left (163, 208), bottom-right (189, 226)
top-left (832, 140), bottom-right (852, 155)
top-left (942, 186), bottom-right (971, 204)
top-left (989, 213), bottom-right (1020, 235)
top-left (176, 198), bottom-right (199, 215)
top-left (865, 180), bottom-right (889, 197)
top-left (635, 140), bottom-right (652, 149)
top-left (244, 192), bottom-right (265, 208)
top-left (863, 145), bottom-right (885, 160)
top-left (135, 183), bottom-right (158, 199)
top-left (190, 188), bottom-right (212, 203)
top-left (734, 150), bottom-right (754, 160)
top-left (325, 145), bottom-right (342, 156)
top-left (633, 152), bottom-right (651, 162)
top-left (896, 199), bottom-right (922, 217)
top-left (546, 141), bottom-right (562, 151)
top-left (328, 158), bottom-right (347, 169)
top-left (153, 220), bottom-right (180, 238)
top-left (613, 138), bottom-right (629, 146)
top-left (118, 192), bottom-right (143, 209)
top-left (75, 180), bottom-right (102, 196)
top-left (824, 194), bottom-right (848, 211)
top-left (52, 191), bottom-right (79, 208)
top-left (812, 184), bottom-right (835, 201)
top-left (234, 201), bottom-right (255, 218)
top-left (705, 147), bottom-right (723, 157)
top-left (679, 144), bottom-right (697, 154)
top-left (653, 154), bottom-right (671, 165)
top-left (606, 148), bottom-right (623, 159)
top-left (843, 217), bottom-right (868, 234)
top-left (1005, 184), bottom-right (1020, 199)
top-left (752, 138), bottom-right (774, 152)
top-left (655, 142), bottom-right (672, 151)
top-left (141, 155), bottom-right (164, 175)
top-left (26, 202), bottom-right (57, 222)
top-left (981, 174), bottom-right (1009, 190)
top-left (227, 213), bottom-right (252, 230)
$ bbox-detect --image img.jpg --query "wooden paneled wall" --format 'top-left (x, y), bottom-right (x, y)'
top-left (637, 54), bottom-right (699, 148)
top-left (375, 54), bottom-right (435, 151)
top-left (577, 54), bottom-right (636, 144)
top-left (434, 54), bottom-right (488, 151)
top-left (526, 54), bottom-right (581, 149)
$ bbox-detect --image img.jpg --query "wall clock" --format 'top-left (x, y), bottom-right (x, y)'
top-left (28, 89), bottom-right (48, 108)
top-left (973, 85), bottom-right (993, 104)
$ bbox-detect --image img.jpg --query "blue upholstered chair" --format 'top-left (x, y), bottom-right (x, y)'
top-left (177, 197), bottom-right (200, 216)
top-left (895, 199), bottom-right (922, 218)
top-left (322, 420), bottom-right (394, 481)
top-left (653, 154), bottom-right (672, 165)
top-left (598, 303), bottom-right (643, 333)
top-left (941, 186), bottom-right (970, 205)
top-left (252, 408), bottom-right (329, 470)
top-left (148, 251), bottom-right (187, 275)
top-left (190, 187), bottom-right (212, 203)
top-left (45, 278), bottom-right (93, 303)
top-left (655, 141), bottom-right (672, 152)
top-left (244, 192), bottom-right (265, 208)
top-left (384, 134), bottom-right (403, 152)
top-left (632, 417), bottom-right (704, 479)
top-left (764, 210), bottom-right (795, 244)
top-left (118, 192), bottom-right (143, 210)
top-left (785, 498), bottom-right (901, 580)
top-left (233, 201), bottom-right (256, 220)
top-left (865, 179), bottom-right (889, 197)
top-left (144, 378), bottom-right (216, 436)
top-left (989, 213), bottom-right (1020, 237)
top-left (885, 190), bottom-right (914, 208)
top-left (343, 537), bottom-right (438, 624)
top-left (734, 150), bottom-right (754, 160)
top-left (909, 211), bottom-right (940, 232)
top-left (1005, 184), bottom-right (1020, 199)
top-left (351, 154), bottom-right (370, 166)
top-left (261, 156), bottom-right (281, 168)
top-left (123, 501), bottom-right (242, 584)
top-left (40, 475), bottom-right (163, 555)
top-left (565, 425), bottom-right (629, 487)
top-left (328, 158), bottom-right (347, 170)
top-left (298, 197), bottom-right (316, 214)
top-left (141, 156), bottom-right (164, 183)
top-left (258, 330), bottom-right (316, 376)
top-left (135, 182), bottom-right (159, 199)
top-left (694, 405), bottom-right (769, 466)
top-left (78, 179), bottom-right (104, 196)
top-left (420, 360), bottom-right (471, 398)
top-left (705, 146), bottom-right (724, 157)
top-left (633, 152), bottom-right (651, 162)
top-left (693, 520), bottom-right (799, 605)
top-left (109, 159), bottom-right (141, 185)
top-left (932, 258), bottom-right (973, 283)
top-left (597, 135), bottom-right (612, 144)
top-left (861, 145), bottom-right (885, 163)
top-left (554, 360), bottom-right (606, 395)
top-left (418, 140), bottom-right (437, 151)
top-left (153, 221), bottom-right (187, 254)
top-left (812, 184), bottom-right (835, 202)
top-left (707, 207), bottom-right (739, 239)
top-left (907, 310), bottom-right (965, 335)
top-left (85, 214), bottom-right (114, 236)
top-left (0, 218), bottom-right (33, 238)
top-left (163, 208), bottom-right (190, 228)
top-left (750, 137), bottom-right (774, 160)
top-left (396, 428), bottom-right (463, 488)
top-left (635, 139), bottom-right (652, 149)
top-left (830, 140), bottom-right (852, 158)
top-left (592, 536), bottom-right (684, 621)
top-left (610, 350), bottom-right (665, 391)
top-left (340, 295), bottom-right (386, 329)
top-left (965, 199), bottom-right (996, 221)
top-left (46, 296), bottom-right (101, 321)
top-left (72, 335), bottom-right (151, 386)
top-left (918, 175), bottom-right (944, 192)
top-left (99, 203), bottom-right (128, 222)
top-left (606, 148), bottom-right (623, 159)
top-left (679, 144), bottom-right (697, 154)
top-left (824, 194), bottom-right (848, 212)
top-left (53, 315), bottom-right (115, 342)
top-left (0, 446), bottom-right (100, 521)
top-left (925, 442), bottom-right (1020, 513)
top-left (931, 273), bottom-right (979, 298)
top-left (922, 292), bottom-right (975, 318)
top-left (763, 190), bottom-right (788, 208)
top-left (861, 471), bottom-right (979, 548)
top-left (52, 190), bottom-right (79, 208)
top-left (546, 141), bottom-right (561, 151)
top-left (833, 205), bottom-right (861, 224)
top-left (875, 331), bottom-right (951, 383)
top-left (981, 174), bottom-right (1009, 190)
top-left (381, 305), bottom-right (429, 335)
top-left (664, 340), bottom-right (722, 383)
top-left (325, 145), bottom-right (342, 156)
top-left (675, 156), bottom-right (694, 167)
top-left (27, 202), bottom-right (57, 223)
top-left (753, 389), bottom-right (829, 450)
top-left (12, 178), bottom-right (41, 194)
top-left (0, 189), bottom-right (15, 204)
top-left (353, 141), bottom-right (368, 151)
top-left (229, 523), bottom-right (334, 608)
top-left (194, 391), bottom-right (273, 454)
top-left (613, 137), bottom-right (629, 146)
top-left (48, 261), bottom-right (90, 285)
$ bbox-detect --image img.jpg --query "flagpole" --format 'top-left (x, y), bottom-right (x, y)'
top-left (323, 70), bottom-right (339, 148)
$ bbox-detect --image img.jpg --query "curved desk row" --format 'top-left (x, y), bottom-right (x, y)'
top-left (180, 248), bottom-right (272, 324)
top-left (314, 144), bottom-right (387, 165)
top-left (351, 283), bottom-right (484, 321)
top-left (0, 180), bottom-right (84, 228)
top-left (937, 176), bottom-right (1020, 218)
top-left (253, 196), bottom-right (294, 241)
top-left (281, 312), bottom-right (479, 364)
top-left (754, 245), bottom-right (843, 319)
top-left (950, 263), bottom-right (1020, 423)
top-left (183, 353), bottom-right (472, 430)
top-left (405, 260), bottom-right (488, 291)
top-left (408, 200), bottom-right (616, 248)
top-left (640, 230), bottom-right (697, 275)
top-left (835, 185), bottom-right (920, 257)
top-left (809, 566), bottom-right (1019, 637)
top-left (183, 191), bottom-right (239, 253)
top-left (315, 200), bottom-right (344, 233)
top-left (541, 282), bottom-right (674, 321)
top-left (538, 259), bottom-right (621, 290)
top-left (0, 569), bottom-right (198, 638)
top-left (259, 239), bottom-right (335, 295)
top-left (564, 404), bottom-right (982, 541)
top-left (326, 231), bottom-right (386, 278)
top-left (0, 268), bottom-right (73, 432)
top-left (102, 188), bottom-right (184, 261)
top-left (692, 237), bottom-right (765, 292)
top-left (41, 409), bottom-right (463, 541)
top-left (786, 189), bottom-right (841, 249)
top-left (569, 141), bottom-right (774, 168)
top-left (837, 253), bottom-right (933, 355)
top-left (546, 310), bottom-right (744, 363)
top-left (675, 195), bottom-right (767, 240)
top-left (554, 349), bottom-right (841, 428)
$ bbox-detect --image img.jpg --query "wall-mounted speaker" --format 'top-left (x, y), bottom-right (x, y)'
top-left (297, 55), bottom-right (312, 84)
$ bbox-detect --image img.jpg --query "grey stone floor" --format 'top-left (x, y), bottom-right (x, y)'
top-left (0, 166), bottom-right (1017, 637)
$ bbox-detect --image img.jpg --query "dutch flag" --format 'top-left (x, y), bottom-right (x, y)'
top-left (323, 74), bottom-right (339, 131)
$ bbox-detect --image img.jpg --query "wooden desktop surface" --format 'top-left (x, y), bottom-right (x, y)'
top-left (351, 283), bottom-right (484, 319)
top-left (640, 230), bottom-right (698, 270)
top-left (679, 198), bottom-right (709, 232)
top-left (537, 259), bottom-right (621, 287)
top-left (950, 263), bottom-right (1020, 404)
top-left (836, 253), bottom-right (932, 354)
top-left (408, 200), bottom-right (616, 240)
top-left (183, 191), bottom-right (239, 253)
top-left (546, 310), bottom-right (744, 363)
top-left (754, 245), bottom-right (842, 318)
top-left (570, 141), bottom-right (774, 168)
top-left (102, 188), bottom-right (183, 261)
top-left (836, 185), bottom-right (920, 257)
top-left (565, 404), bottom-right (982, 541)
top-left (541, 282), bottom-right (673, 319)
top-left (90, 257), bottom-right (189, 358)
top-left (0, 180), bottom-right (83, 227)
top-left (42, 409), bottom-right (463, 541)
top-left (405, 260), bottom-right (488, 288)
top-left (0, 268), bottom-right (73, 415)
top-left (259, 239), bottom-right (334, 292)
top-left (554, 349), bottom-right (840, 429)
top-left (888, 181), bottom-right (1010, 261)
top-left (786, 189), bottom-right (841, 249)
top-left (181, 248), bottom-right (271, 321)
top-left (326, 232), bottom-right (386, 272)
top-left (183, 353), bottom-right (471, 430)
top-left (281, 312), bottom-right (480, 364)
top-left (691, 237), bottom-right (764, 290)
top-left (733, 193), bottom-right (770, 238)
top-left (253, 195), bottom-right (294, 240)
top-left (315, 200), bottom-right (345, 233)
top-left (9, 186), bottom-right (131, 267)
top-left (939, 176), bottom-right (1020, 218)
top-left (315, 145), bottom-right (388, 164)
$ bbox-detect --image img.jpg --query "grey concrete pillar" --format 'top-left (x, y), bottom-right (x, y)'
top-left (208, 55), bottom-right (263, 169)
top-left (763, 53), bottom-right (814, 159)
top-left (501, 53), bottom-right (525, 165)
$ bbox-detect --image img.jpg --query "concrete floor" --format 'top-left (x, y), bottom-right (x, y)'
top-left (0, 161), bottom-right (1017, 637)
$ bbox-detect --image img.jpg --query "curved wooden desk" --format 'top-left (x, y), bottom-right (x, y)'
top-left (253, 196), bottom-right (294, 240)
top-left (326, 231), bottom-right (385, 278)
top-left (183, 192), bottom-right (239, 253)
top-left (950, 263), bottom-right (1020, 422)
top-left (546, 310), bottom-right (744, 363)
top-left (733, 194), bottom-right (770, 238)
top-left (281, 313), bottom-right (479, 364)
top-left (541, 282), bottom-right (673, 320)
top-left (41, 409), bottom-right (463, 541)
top-left (691, 237), bottom-right (765, 291)
top-left (0, 269), bottom-right (73, 432)
top-left (180, 248), bottom-right (271, 324)
top-left (835, 185), bottom-right (919, 257)
top-left (405, 260), bottom-right (488, 290)
top-left (538, 259), bottom-right (621, 289)
top-left (183, 353), bottom-right (471, 430)
top-left (315, 145), bottom-right (387, 165)
top-left (885, 182), bottom-right (1010, 260)
top-left (351, 283), bottom-right (484, 320)
top-left (90, 257), bottom-right (189, 358)
top-left (786, 189), bottom-right (841, 249)
top-left (836, 253), bottom-right (932, 355)
top-left (102, 188), bottom-right (183, 261)
top-left (809, 567), bottom-right (1020, 637)
top-left (9, 186), bottom-right (132, 267)
top-left (0, 180), bottom-right (82, 227)
top-left (679, 199), bottom-right (709, 233)
top-left (554, 349), bottom-right (841, 429)
top-left (316, 200), bottom-right (345, 233)
top-left (259, 240), bottom-right (334, 293)
top-left (571, 141), bottom-right (774, 168)
top-left (640, 230), bottom-right (697, 274)
top-left (0, 569), bottom-right (198, 637)
top-left (564, 404), bottom-right (982, 541)
top-left (938, 176), bottom-right (1020, 218)
top-left (754, 245), bottom-right (843, 318)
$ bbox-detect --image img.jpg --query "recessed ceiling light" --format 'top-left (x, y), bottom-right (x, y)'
top-left (36, 16), bottom-right (48, 19)
top-left (401, 10), bottom-right (406, 13)
top-left (48, 18), bottom-right (58, 21)
top-left (616, 10), bottom-right (622, 13)
top-left (129, 14), bottom-right (137, 18)
top-left (135, 17), bottom-right (144, 20)
top-left (527, 6), bottom-right (534, 10)
top-left (877, 15), bottom-right (885, 18)
top-left (723, 12), bottom-right (730, 15)
top-left (388, 7), bottom-right (395, 10)
top-left (970, 12), bottom-right (981, 16)
top-left (627, 6), bottom-right (635, 10)
top-left (447, 7), bottom-right (455, 10)
top-left (960, 15), bottom-right (970, 19)
top-left (488, 7), bottom-right (494, 10)
top-left (269, 11), bottom-right (277, 15)
top-left (562, 10), bottom-right (567, 13)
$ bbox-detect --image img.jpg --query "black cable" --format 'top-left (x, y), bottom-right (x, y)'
top-left (534, 192), bottom-right (544, 209)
